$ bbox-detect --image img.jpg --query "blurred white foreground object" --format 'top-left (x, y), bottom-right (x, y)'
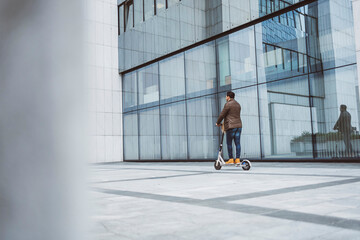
top-left (0, 1), bottom-right (87, 240)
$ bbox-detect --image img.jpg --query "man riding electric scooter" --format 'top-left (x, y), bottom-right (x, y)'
top-left (216, 91), bottom-right (242, 165)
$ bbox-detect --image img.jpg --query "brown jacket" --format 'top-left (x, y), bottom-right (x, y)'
top-left (216, 99), bottom-right (242, 131)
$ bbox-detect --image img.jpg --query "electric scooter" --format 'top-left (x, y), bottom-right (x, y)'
top-left (214, 124), bottom-right (251, 171)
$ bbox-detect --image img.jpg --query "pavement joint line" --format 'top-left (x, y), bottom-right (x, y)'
top-left (92, 185), bottom-right (360, 231)
top-left (94, 166), bottom-right (359, 177)
top-left (208, 202), bottom-right (360, 231)
top-left (91, 166), bottom-right (360, 180)
top-left (91, 172), bottom-right (358, 184)
top-left (92, 167), bottom-right (213, 174)
top-left (206, 177), bottom-right (360, 202)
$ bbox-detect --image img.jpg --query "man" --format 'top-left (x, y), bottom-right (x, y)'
top-left (216, 91), bottom-right (242, 164)
top-left (333, 104), bottom-right (353, 155)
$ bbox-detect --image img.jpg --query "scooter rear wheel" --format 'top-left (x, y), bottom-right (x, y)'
top-left (214, 161), bottom-right (222, 170)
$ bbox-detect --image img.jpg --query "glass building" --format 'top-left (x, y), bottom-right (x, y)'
top-left (120, 0), bottom-right (360, 161)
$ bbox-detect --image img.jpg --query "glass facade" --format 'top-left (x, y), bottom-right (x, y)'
top-left (122, 0), bottom-right (360, 161)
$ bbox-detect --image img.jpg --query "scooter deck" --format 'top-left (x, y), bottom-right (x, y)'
top-left (220, 163), bottom-right (242, 167)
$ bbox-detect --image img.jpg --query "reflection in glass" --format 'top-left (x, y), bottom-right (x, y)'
top-left (310, 65), bottom-right (360, 158)
top-left (121, 1), bottom-right (360, 161)
top-left (258, 76), bottom-right (312, 158)
top-left (156, 0), bottom-right (166, 11)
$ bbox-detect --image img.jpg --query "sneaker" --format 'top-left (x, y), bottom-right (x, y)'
top-left (235, 158), bottom-right (240, 164)
top-left (225, 158), bottom-right (234, 164)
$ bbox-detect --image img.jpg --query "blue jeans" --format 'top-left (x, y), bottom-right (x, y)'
top-left (226, 128), bottom-right (242, 159)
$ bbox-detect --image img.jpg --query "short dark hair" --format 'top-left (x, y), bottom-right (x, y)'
top-left (227, 91), bottom-right (235, 99)
top-left (340, 104), bottom-right (347, 110)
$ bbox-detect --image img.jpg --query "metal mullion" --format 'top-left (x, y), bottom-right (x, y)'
top-left (118, 5), bottom-right (120, 35)
top-left (304, 16), bottom-right (316, 159)
top-left (143, 0), bottom-right (145, 21)
top-left (254, 26), bottom-right (264, 159)
top-left (158, 62), bottom-right (163, 161)
top-left (281, 48), bottom-right (285, 69)
top-left (136, 71), bottom-right (140, 160)
top-left (215, 38), bottom-right (222, 152)
top-left (124, 3), bottom-right (126, 32)
top-left (122, 73), bottom-right (125, 161)
top-left (274, 46), bottom-right (277, 69)
top-left (154, 0), bottom-right (157, 15)
top-left (183, 52), bottom-right (190, 160)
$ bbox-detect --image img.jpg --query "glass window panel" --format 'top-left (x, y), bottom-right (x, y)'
top-left (187, 96), bottom-right (219, 160)
top-left (275, 47), bottom-right (283, 68)
top-left (258, 77), bottom-right (312, 158)
top-left (292, 51), bottom-right (299, 72)
top-left (138, 63), bottom-right (159, 107)
top-left (300, 12), bottom-right (306, 32)
top-left (167, 0), bottom-right (178, 8)
top-left (123, 72), bottom-right (137, 111)
top-left (228, 27), bottom-right (257, 88)
top-left (217, 37), bottom-right (231, 87)
top-left (134, 0), bottom-right (143, 24)
top-left (144, 0), bottom-right (155, 20)
top-left (159, 53), bottom-right (185, 103)
top-left (294, 11), bottom-right (301, 31)
top-left (139, 107), bottom-right (161, 160)
top-left (160, 102), bottom-right (188, 160)
top-left (119, 5), bottom-right (124, 34)
top-left (185, 42), bottom-right (216, 98)
top-left (267, 45), bottom-right (276, 68)
top-left (314, 1), bottom-right (356, 69)
top-left (298, 53), bottom-right (304, 73)
top-left (284, 49), bottom-right (291, 71)
top-left (124, 113), bottom-right (139, 160)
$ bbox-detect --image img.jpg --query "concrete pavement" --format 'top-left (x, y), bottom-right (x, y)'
top-left (90, 162), bottom-right (360, 240)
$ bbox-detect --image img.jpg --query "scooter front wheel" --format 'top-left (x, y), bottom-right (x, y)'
top-left (241, 160), bottom-right (251, 171)
top-left (214, 161), bottom-right (222, 170)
